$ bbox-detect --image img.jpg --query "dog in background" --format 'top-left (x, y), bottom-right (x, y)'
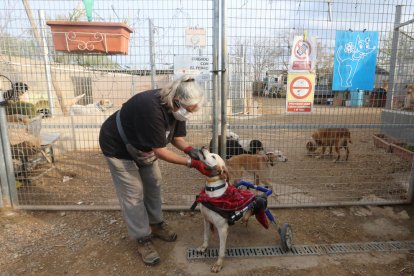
top-left (3, 82), bottom-right (29, 102)
top-left (209, 136), bottom-right (265, 159)
top-left (403, 84), bottom-right (414, 110)
top-left (227, 151), bottom-right (288, 186)
top-left (306, 128), bottom-right (352, 162)
top-left (68, 93), bottom-right (114, 115)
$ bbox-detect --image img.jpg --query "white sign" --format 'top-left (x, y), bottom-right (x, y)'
top-left (174, 55), bottom-right (210, 78)
top-left (288, 36), bottom-right (317, 73)
top-left (185, 27), bottom-right (206, 48)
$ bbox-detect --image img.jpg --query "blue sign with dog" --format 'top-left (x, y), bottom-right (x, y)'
top-left (332, 31), bottom-right (378, 91)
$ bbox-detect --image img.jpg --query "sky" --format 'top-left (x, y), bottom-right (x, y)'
top-left (1, 0), bottom-right (413, 70)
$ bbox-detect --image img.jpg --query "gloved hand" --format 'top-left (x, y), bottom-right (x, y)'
top-left (190, 159), bottom-right (218, 177)
top-left (184, 146), bottom-right (201, 160)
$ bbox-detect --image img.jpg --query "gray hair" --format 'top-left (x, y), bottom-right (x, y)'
top-left (159, 75), bottom-right (204, 111)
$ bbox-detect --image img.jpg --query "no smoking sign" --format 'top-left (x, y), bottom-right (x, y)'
top-left (289, 76), bottom-right (312, 99)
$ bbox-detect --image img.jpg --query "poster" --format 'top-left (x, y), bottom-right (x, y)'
top-left (332, 31), bottom-right (378, 91)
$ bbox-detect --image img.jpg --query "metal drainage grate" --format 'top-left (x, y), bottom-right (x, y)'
top-left (187, 240), bottom-right (414, 260)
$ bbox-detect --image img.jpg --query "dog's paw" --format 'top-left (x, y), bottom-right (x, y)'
top-left (211, 261), bottom-right (223, 273)
top-left (196, 246), bottom-right (207, 254)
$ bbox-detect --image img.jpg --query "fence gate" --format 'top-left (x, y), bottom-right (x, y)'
top-left (0, 0), bottom-right (413, 210)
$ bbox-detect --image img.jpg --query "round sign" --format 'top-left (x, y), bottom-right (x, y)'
top-left (294, 40), bottom-right (312, 60)
top-left (289, 76), bottom-right (312, 99)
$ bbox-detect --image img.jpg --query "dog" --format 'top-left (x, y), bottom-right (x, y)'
top-left (195, 148), bottom-right (231, 272)
top-left (3, 82), bottom-right (29, 102)
top-left (403, 84), bottom-right (414, 110)
top-left (195, 148), bottom-right (268, 273)
top-left (226, 151), bottom-right (288, 186)
top-left (69, 99), bottom-right (114, 115)
top-left (306, 128), bottom-right (352, 162)
top-left (209, 136), bottom-right (264, 159)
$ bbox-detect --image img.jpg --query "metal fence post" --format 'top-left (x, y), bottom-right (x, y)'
top-left (0, 105), bottom-right (18, 207)
top-left (211, 0), bottom-right (220, 154)
top-left (386, 5), bottom-right (401, 110)
top-left (220, 0), bottom-right (228, 160)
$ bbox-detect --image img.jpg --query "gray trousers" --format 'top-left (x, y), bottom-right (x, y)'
top-left (105, 156), bottom-right (163, 240)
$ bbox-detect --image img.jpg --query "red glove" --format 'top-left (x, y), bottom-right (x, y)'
top-left (190, 159), bottom-right (217, 177)
top-left (184, 146), bottom-right (201, 160)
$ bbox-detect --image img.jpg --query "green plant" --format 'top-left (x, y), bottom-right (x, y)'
top-left (405, 144), bottom-right (414, 152)
top-left (6, 101), bottom-right (37, 118)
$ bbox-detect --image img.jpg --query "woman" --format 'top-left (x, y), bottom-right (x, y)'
top-left (99, 75), bottom-right (214, 265)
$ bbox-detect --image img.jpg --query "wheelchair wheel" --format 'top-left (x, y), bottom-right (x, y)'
top-left (278, 223), bottom-right (293, 252)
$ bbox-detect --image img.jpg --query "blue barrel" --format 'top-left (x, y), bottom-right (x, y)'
top-left (350, 91), bottom-right (364, 107)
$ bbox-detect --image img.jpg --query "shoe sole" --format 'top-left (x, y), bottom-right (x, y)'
top-left (144, 257), bottom-right (160, 266)
top-left (153, 233), bottom-right (177, 242)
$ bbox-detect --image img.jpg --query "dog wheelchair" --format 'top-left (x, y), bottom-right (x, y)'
top-left (232, 180), bottom-right (293, 252)
top-left (193, 179), bottom-right (293, 252)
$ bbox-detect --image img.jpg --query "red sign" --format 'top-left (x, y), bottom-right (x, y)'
top-left (289, 76), bottom-right (312, 99)
top-left (287, 102), bottom-right (312, 112)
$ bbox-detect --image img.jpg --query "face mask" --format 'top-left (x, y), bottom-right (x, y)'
top-left (172, 106), bottom-right (191, 121)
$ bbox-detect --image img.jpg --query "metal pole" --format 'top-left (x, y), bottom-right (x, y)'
top-left (220, 0), bottom-right (228, 159)
top-left (38, 10), bottom-right (55, 117)
top-left (211, 0), bottom-right (220, 154)
top-left (0, 106), bottom-right (18, 207)
top-left (386, 5), bottom-right (401, 110)
top-left (148, 18), bottom-right (157, 89)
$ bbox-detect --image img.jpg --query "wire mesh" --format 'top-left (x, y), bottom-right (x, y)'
top-left (0, 0), bottom-right (413, 209)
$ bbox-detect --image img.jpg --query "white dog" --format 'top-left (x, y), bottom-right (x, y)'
top-left (195, 148), bottom-right (258, 273)
top-left (69, 99), bottom-right (113, 115)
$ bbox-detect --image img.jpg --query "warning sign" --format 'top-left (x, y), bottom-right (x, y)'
top-left (174, 55), bottom-right (210, 78)
top-left (286, 73), bottom-right (316, 113)
top-left (288, 36), bottom-right (317, 72)
top-left (185, 27), bottom-right (207, 48)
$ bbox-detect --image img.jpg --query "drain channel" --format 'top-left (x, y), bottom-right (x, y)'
top-left (187, 240), bottom-right (414, 260)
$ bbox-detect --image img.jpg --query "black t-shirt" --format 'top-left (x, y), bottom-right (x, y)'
top-left (99, 89), bottom-right (186, 159)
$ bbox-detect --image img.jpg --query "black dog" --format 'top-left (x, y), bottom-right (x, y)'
top-left (3, 82), bottom-right (29, 102)
top-left (209, 135), bottom-right (264, 159)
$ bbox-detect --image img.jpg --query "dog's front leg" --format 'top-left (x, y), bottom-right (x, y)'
top-left (211, 223), bottom-right (229, 273)
top-left (197, 218), bottom-right (211, 254)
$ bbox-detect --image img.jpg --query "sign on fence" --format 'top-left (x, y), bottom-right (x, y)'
top-left (174, 55), bottom-right (211, 79)
top-left (288, 36), bottom-right (317, 73)
top-left (332, 31), bottom-right (378, 91)
top-left (286, 73), bottom-right (316, 113)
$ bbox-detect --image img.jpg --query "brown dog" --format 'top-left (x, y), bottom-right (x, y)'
top-left (226, 151), bottom-right (287, 186)
top-left (306, 128), bottom-right (352, 162)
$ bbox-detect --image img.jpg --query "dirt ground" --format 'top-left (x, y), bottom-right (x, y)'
top-left (1, 202), bottom-right (413, 276)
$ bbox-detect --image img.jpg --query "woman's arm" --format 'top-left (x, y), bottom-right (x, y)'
top-left (152, 146), bottom-right (190, 166)
top-left (171, 136), bottom-right (190, 151)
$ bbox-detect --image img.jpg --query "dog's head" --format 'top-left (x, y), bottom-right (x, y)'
top-left (306, 140), bottom-right (317, 154)
top-left (97, 99), bottom-right (113, 110)
top-left (249, 139), bottom-right (264, 154)
top-left (265, 150), bottom-right (288, 166)
top-left (199, 147), bottom-right (228, 179)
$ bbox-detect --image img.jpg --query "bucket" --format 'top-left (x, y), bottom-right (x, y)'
top-left (350, 91), bottom-right (364, 107)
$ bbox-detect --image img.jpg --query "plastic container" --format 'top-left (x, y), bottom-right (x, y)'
top-left (350, 91), bottom-right (364, 107)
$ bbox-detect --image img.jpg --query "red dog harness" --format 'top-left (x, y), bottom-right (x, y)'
top-left (194, 184), bottom-right (269, 228)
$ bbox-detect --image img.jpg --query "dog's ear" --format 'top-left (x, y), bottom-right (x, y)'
top-left (306, 141), bottom-right (316, 152)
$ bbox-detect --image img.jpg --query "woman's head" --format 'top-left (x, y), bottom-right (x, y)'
top-left (159, 75), bottom-right (204, 112)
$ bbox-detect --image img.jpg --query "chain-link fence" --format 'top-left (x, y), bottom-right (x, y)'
top-left (0, 0), bottom-right (413, 210)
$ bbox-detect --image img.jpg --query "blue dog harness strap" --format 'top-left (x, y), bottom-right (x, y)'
top-left (204, 183), bottom-right (226, 192)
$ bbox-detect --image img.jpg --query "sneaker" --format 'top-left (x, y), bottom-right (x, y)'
top-left (151, 221), bottom-right (177, 242)
top-left (137, 237), bottom-right (160, 265)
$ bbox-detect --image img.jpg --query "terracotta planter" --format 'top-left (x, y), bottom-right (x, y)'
top-left (46, 21), bottom-right (133, 55)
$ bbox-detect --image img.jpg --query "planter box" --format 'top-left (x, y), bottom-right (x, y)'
top-left (373, 133), bottom-right (414, 163)
top-left (390, 143), bottom-right (414, 162)
top-left (372, 134), bottom-right (392, 153)
top-left (46, 21), bottom-right (133, 55)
